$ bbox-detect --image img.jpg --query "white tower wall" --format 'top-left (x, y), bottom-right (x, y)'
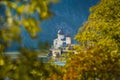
top-left (57, 34), bottom-right (64, 40)
top-left (66, 37), bottom-right (71, 44)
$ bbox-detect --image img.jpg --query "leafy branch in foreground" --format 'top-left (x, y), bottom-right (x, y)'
top-left (62, 0), bottom-right (120, 80)
top-left (0, 0), bottom-right (60, 80)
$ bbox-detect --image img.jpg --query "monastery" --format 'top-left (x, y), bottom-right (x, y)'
top-left (49, 30), bottom-right (74, 57)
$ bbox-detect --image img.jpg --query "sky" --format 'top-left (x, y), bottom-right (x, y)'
top-left (6, 0), bottom-right (100, 51)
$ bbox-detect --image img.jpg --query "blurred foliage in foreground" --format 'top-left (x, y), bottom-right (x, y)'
top-left (0, 0), bottom-right (120, 80)
top-left (0, 0), bottom-right (58, 50)
top-left (62, 0), bottom-right (120, 79)
top-left (0, 0), bottom-right (61, 80)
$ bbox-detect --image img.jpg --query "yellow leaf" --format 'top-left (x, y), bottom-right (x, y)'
top-left (16, 5), bottom-right (25, 14)
top-left (0, 59), bottom-right (4, 66)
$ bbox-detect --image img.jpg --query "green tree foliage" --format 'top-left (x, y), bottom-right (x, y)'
top-left (39, 41), bottom-right (50, 51)
top-left (0, 0), bottom-right (60, 79)
top-left (0, 0), bottom-right (56, 48)
top-left (63, 0), bottom-right (120, 79)
top-left (6, 49), bottom-right (60, 80)
top-left (2, 0), bottom-right (120, 79)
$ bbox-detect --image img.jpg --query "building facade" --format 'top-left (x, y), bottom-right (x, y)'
top-left (49, 30), bottom-right (73, 57)
top-left (53, 30), bottom-right (71, 49)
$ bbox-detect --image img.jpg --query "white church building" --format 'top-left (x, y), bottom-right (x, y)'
top-left (53, 30), bottom-right (71, 48)
top-left (49, 30), bottom-right (74, 57)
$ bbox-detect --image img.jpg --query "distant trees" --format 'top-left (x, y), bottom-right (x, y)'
top-left (62, 0), bottom-right (120, 80)
top-left (39, 41), bottom-right (50, 51)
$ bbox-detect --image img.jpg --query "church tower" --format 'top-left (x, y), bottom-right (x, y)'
top-left (53, 30), bottom-right (65, 48)
top-left (66, 34), bottom-right (71, 45)
top-left (57, 29), bottom-right (64, 40)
